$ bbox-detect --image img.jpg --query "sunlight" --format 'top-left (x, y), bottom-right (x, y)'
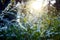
top-left (29, 0), bottom-right (48, 11)
top-left (30, 0), bottom-right (43, 10)
top-left (26, 0), bottom-right (48, 17)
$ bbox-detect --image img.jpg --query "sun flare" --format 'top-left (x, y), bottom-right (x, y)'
top-left (30, 0), bottom-right (43, 10)
top-left (26, 0), bottom-right (48, 17)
